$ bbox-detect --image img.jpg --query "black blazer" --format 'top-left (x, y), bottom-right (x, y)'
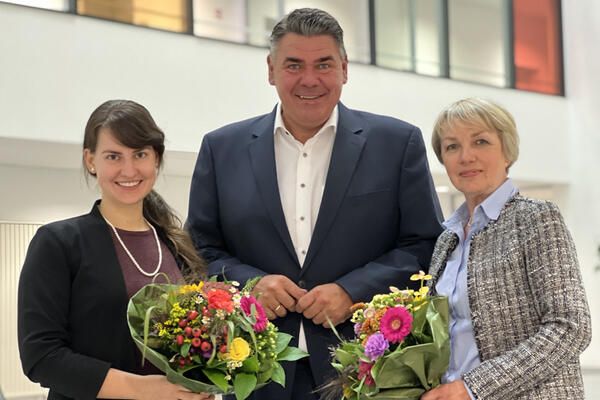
top-left (18, 201), bottom-right (181, 400)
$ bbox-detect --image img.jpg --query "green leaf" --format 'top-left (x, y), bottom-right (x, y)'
top-left (271, 362), bottom-right (286, 387)
top-left (241, 355), bottom-right (260, 373)
top-left (331, 362), bottom-right (344, 372)
top-left (180, 342), bottom-right (191, 357)
top-left (242, 276), bottom-right (262, 292)
top-left (191, 355), bottom-right (202, 363)
top-left (258, 358), bottom-right (274, 373)
top-left (151, 271), bottom-right (172, 285)
top-left (276, 346), bottom-right (309, 362)
top-left (202, 368), bottom-right (230, 392)
top-left (274, 332), bottom-right (293, 354)
top-left (334, 347), bottom-right (356, 367)
top-left (234, 373), bottom-right (257, 400)
top-left (257, 368), bottom-right (273, 384)
top-left (142, 305), bottom-right (159, 365)
top-left (226, 320), bottom-right (236, 345)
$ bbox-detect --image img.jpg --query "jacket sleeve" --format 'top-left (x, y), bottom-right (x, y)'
top-left (18, 226), bottom-right (111, 399)
top-left (335, 127), bottom-right (444, 302)
top-left (463, 203), bottom-right (592, 399)
top-left (187, 135), bottom-right (267, 284)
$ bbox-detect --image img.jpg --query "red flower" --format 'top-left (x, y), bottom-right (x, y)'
top-left (357, 361), bottom-right (375, 386)
top-left (206, 289), bottom-right (234, 312)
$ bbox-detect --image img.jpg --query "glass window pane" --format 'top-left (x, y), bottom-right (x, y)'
top-left (414, 0), bottom-right (443, 76)
top-left (192, 0), bottom-right (247, 43)
top-left (284, 0), bottom-right (371, 63)
top-left (513, 0), bottom-right (562, 95)
top-left (374, 0), bottom-right (443, 76)
top-left (78, 0), bottom-right (188, 33)
top-left (375, 0), bottom-right (413, 71)
top-left (449, 0), bottom-right (509, 87)
top-left (247, 0), bottom-right (278, 47)
top-left (3, 0), bottom-right (68, 11)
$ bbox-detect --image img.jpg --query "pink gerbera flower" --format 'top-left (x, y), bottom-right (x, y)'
top-left (240, 296), bottom-right (268, 332)
top-left (379, 306), bottom-right (413, 343)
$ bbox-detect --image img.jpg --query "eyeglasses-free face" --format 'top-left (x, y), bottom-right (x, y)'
top-left (84, 127), bottom-right (158, 212)
top-left (268, 33), bottom-right (348, 140)
top-left (440, 122), bottom-right (509, 208)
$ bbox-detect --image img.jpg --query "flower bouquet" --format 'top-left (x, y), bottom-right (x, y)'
top-left (127, 279), bottom-right (308, 400)
top-left (323, 272), bottom-right (449, 400)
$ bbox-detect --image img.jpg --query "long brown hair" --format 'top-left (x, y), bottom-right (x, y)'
top-left (83, 99), bottom-right (206, 279)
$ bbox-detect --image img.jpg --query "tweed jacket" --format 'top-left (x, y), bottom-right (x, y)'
top-left (428, 194), bottom-right (591, 400)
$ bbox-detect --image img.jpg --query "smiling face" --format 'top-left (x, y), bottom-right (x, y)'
top-left (267, 33), bottom-right (348, 139)
top-left (440, 122), bottom-right (510, 208)
top-left (84, 127), bottom-right (158, 212)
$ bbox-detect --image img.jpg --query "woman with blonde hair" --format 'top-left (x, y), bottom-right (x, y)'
top-left (421, 98), bottom-right (591, 400)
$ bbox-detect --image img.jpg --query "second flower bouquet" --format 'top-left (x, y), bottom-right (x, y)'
top-left (127, 279), bottom-right (308, 400)
top-left (323, 272), bottom-right (449, 400)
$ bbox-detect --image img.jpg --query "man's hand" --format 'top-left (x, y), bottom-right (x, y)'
top-left (252, 275), bottom-right (306, 319)
top-left (295, 283), bottom-right (353, 328)
top-left (420, 380), bottom-right (471, 400)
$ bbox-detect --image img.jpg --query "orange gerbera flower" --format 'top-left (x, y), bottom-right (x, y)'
top-left (206, 289), bottom-right (234, 313)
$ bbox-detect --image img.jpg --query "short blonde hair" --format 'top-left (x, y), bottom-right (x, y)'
top-left (431, 98), bottom-right (520, 169)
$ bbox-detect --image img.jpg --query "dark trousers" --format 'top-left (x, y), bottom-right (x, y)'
top-left (292, 358), bottom-right (318, 400)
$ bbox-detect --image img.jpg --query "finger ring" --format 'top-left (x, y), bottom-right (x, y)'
top-left (274, 304), bottom-right (282, 311)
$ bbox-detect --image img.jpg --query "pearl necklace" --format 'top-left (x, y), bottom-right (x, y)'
top-left (102, 215), bottom-right (163, 277)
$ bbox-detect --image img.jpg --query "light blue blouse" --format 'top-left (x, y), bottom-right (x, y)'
top-left (436, 178), bottom-right (518, 396)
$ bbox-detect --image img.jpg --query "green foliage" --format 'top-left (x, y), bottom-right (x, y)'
top-left (127, 283), bottom-right (308, 397)
top-left (271, 362), bottom-right (286, 387)
top-left (234, 373), bottom-right (257, 400)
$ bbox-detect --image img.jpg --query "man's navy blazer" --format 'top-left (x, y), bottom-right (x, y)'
top-left (187, 103), bottom-right (444, 394)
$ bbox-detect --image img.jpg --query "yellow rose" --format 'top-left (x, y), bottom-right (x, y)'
top-left (227, 337), bottom-right (250, 362)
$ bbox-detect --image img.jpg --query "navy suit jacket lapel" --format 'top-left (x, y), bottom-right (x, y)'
top-left (248, 108), bottom-right (299, 266)
top-left (302, 104), bottom-right (366, 275)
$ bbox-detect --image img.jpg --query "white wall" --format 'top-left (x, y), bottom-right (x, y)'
top-left (0, 2), bottom-right (571, 183)
top-left (0, 164), bottom-right (193, 223)
top-left (0, 0), bottom-right (598, 381)
top-left (562, 0), bottom-right (600, 369)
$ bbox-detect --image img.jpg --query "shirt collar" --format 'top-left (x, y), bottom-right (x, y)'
top-left (444, 178), bottom-right (518, 232)
top-left (478, 178), bottom-right (518, 221)
top-left (273, 103), bottom-right (339, 140)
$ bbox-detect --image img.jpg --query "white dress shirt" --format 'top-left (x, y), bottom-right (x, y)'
top-left (273, 103), bottom-right (338, 352)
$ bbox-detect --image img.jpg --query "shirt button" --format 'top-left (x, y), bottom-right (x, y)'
top-left (300, 183), bottom-right (306, 188)
top-left (300, 216), bottom-right (305, 221)
top-left (301, 249), bottom-right (306, 255)
top-left (303, 152), bottom-right (308, 157)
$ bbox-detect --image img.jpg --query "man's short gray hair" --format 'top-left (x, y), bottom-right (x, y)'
top-left (270, 8), bottom-right (347, 59)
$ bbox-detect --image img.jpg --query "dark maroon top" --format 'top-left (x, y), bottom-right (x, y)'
top-left (108, 227), bottom-right (184, 298)
top-left (108, 226), bottom-right (184, 375)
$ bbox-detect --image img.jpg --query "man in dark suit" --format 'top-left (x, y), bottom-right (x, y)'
top-left (187, 8), bottom-right (443, 400)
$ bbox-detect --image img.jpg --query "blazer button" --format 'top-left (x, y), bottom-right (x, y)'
top-left (298, 280), bottom-right (306, 289)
